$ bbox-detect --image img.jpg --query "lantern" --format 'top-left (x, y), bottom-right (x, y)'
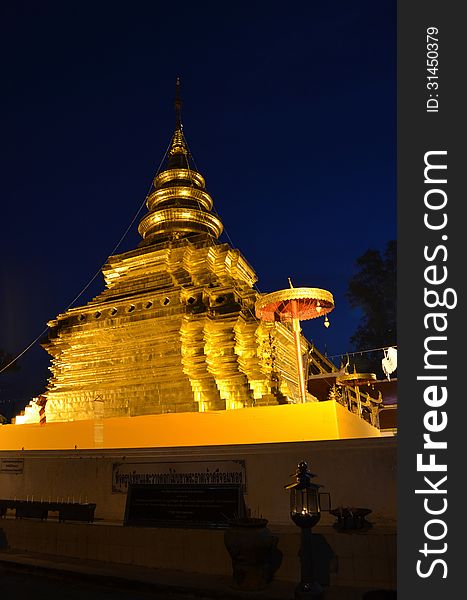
top-left (285, 461), bottom-right (326, 599)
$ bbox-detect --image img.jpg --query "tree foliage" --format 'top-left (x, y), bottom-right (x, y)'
top-left (346, 240), bottom-right (396, 372)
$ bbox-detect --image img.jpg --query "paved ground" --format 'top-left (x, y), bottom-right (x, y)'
top-left (1, 568), bottom-right (225, 600)
top-left (0, 550), bottom-right (394, 600)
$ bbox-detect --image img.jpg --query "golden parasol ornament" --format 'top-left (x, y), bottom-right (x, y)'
top-left (255, 282), bottom-right (334, 404)
top-left (335, 372), bottom-right (377, 387)
top-left (336, 370), bottom-right (376, 416)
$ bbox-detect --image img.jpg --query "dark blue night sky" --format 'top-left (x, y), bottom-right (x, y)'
top-left (0, 1), bottom-right (396, 416)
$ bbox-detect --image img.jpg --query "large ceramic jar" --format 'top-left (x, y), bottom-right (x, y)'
top-left (223, 517), bottom-right (282, 590)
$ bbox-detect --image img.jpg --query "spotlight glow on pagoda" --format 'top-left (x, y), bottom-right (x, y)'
top-left (3, 81), bottom-right (382, 448)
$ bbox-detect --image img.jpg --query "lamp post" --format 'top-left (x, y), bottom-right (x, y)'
top-left (285, 461), bottom-right (323, 599)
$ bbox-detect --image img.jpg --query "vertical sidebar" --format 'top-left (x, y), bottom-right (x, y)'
top-left (398, 2), bottom-right (464, 598)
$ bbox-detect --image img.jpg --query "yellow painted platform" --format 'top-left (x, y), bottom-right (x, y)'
top-left (0, 401), bottom-right (379, 451)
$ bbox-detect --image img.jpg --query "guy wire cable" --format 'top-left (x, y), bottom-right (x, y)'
top-left (0, 138), bottom-right (173, 374)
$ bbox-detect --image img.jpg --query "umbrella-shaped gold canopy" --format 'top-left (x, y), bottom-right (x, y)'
top-left (255, 287), bottom-right (334, 322)
top-left (255, 285), bottom-right (334, 404)
top-left (336, 371), bottom-right (377, 417)
top-left (336, 372), bottom-right (376, 387)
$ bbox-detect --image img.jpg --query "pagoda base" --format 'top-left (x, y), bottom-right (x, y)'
top-left (0, 401), bottom-right (379, 451)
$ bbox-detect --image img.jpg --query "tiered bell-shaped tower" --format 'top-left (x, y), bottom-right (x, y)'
top-left (37, 81), bottom-right (311, 423)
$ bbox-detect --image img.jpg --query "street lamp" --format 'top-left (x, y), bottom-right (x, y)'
top-left (285, 461), bottom-right (323, 599)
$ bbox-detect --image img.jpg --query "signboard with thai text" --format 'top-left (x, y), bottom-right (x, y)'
top-left (112, 460), bottom-right (246, 493)
top-left (0, 458), bottom-right (24, 473)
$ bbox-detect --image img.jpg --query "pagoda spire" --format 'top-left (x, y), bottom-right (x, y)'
top-left (174, 76), bottom-right (182, 129)
top-left (167, 77), bottom-right (190, 167)
top-left (137, 80), bottom-right (223, 246)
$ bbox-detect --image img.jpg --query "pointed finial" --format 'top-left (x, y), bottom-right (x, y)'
top-left (288, 277), bottom-right (294, 289)
top-left (175, 76), bottom-right (182, 129)
top-left (168, 76), bottom-right (188, 157)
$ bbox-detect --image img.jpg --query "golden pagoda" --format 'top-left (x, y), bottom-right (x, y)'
top-left (19, 80), bottom-right (324, 424)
